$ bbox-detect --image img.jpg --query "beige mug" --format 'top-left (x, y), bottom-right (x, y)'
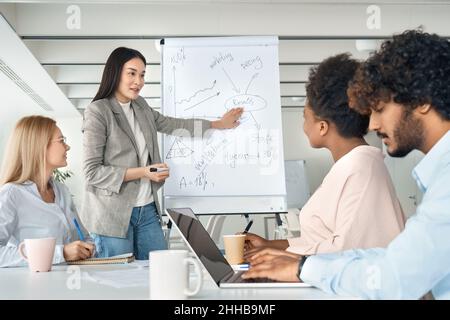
top-left (18, 237), bottom-right (56, 272)
top-left (223, 234), bottom-right (246, 265)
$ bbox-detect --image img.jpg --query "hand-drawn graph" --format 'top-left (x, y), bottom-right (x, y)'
top-left (176, 80), bottom-right (217, 105)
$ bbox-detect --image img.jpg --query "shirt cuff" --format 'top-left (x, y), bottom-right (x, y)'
top-left (53, 244), bottom-right (66, 264)
top-left (109, 167), bottom-right (127, 194)
top-left (299, 254), bottom-right (327, 287)
top-left (300, 251), bottom-right (362, 295)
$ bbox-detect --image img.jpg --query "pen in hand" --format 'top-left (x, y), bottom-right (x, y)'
top-left (243, 220), bottom-right (253, 234)
top-left (149, 167), bottom-right (169, 172)
top-left (73, 218), bottom-right (85, 241)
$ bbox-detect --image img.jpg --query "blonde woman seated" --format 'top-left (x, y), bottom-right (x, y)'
top-left (0, 116), bottom-right (94, 267)
top-left (245, 54), bottom-right (406, 264)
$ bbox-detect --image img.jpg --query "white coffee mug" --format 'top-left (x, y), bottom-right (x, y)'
top-left (149, 250), bottom-right (203, 300)
top-left (18, 237), bottom-right (56, 272)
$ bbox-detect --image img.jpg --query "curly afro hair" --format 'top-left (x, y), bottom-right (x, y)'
top-left (348, 29), bottom-right (450, 120)
top-left (306, 53), bottom-right (369, 138)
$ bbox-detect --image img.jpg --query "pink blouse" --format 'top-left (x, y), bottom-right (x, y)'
top-left (287, 146), bottom-right (405, 255)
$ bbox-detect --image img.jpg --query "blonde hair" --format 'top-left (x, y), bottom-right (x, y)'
top-left (0, 115), bottom-right (57, 191)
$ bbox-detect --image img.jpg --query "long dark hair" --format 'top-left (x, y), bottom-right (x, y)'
top-left (92, 47), bottom-right (146, 102)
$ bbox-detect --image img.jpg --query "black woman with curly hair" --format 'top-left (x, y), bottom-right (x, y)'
top-left (244, 53), bottom-right (405, 262)
top-left (243, 29), bottom-right (450, 300)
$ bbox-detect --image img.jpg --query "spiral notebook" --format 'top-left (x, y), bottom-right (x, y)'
top-left (67, 253), bottom-right (135, 265)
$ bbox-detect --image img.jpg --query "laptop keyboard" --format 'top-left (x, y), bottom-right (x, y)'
top-left (224, 271), bottom-right (276, 283)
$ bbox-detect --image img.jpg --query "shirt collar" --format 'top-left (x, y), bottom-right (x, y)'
top-left (22, 178), bottom-right (58, 198)
top-left (412, 130), bottom-right (450, 193)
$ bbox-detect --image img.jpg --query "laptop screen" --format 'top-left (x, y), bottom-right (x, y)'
top-left (166, 208), bottom-right (234, 284)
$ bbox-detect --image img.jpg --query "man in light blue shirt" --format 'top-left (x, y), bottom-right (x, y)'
top-left (242, 29), bottom-right (450, 299)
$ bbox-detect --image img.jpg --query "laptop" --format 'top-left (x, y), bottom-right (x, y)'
top-left (166, 208), bottom-right (311, 288)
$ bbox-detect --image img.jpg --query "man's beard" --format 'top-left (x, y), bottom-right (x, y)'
top-left (384, 109), bottom-right (425, 158)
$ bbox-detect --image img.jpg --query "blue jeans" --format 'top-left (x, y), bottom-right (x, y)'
top-left (91, 202), bottom-right (167, 260)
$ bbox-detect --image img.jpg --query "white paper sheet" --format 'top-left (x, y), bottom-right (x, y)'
top-left (83, 267), bottom-right (149, 288)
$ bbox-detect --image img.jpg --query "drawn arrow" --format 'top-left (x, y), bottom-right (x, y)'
top-left (245, 73), bottom-right (259, 94)
top-left (222, 67), bottom-right (240, 94)
top-left (184, 92), bottom-right (220, 111)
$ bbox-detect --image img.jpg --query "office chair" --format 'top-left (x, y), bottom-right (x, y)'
top-left (205, 215), bottom-right (227, 244)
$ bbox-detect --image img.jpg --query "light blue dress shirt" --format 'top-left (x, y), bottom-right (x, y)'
top-left (300, 130), bottom-right (450, 299)
top-left (0, 179), bottom-right (89, 267)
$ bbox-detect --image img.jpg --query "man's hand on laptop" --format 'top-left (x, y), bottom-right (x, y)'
top-left (246, 247), bottom-right (300, 265)
top-left (242, 255), bottom-right (301, 282)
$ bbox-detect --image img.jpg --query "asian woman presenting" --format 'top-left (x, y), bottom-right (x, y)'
top-left (81, 47), bottom-right (243, 260)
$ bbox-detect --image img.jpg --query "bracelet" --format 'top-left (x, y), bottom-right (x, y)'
top-left (296, 255), bottom-right (308, 281)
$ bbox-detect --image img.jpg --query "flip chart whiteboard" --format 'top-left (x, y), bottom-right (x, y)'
top-left (161, 36), bottom-right (286, 214)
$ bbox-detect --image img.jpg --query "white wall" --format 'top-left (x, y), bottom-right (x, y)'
top-left (0, 121), bottom-right (16, 172)
top-left (0, 4), bottom-right (17, 29)
top-left (56, 117), bottom-right (84, 209)
top-left (282, 109), bottom-right (333, 192)
top-left (384, 149), bottom-right (424, 217)
top-left (10, 3), bottom-right (450, 37)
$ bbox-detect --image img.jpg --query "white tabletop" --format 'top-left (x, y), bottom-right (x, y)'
top-left (0, 262), bottom-right (353, 300)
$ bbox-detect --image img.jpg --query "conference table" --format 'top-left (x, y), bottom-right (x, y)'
top-left (0, 262), bottom-right (355, 300)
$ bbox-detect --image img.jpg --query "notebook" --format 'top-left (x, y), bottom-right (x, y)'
top-left (67, 253), bottom-right (135, 265)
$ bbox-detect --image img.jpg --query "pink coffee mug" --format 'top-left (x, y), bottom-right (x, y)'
top-left (18, 237), bottom-right (56, 272)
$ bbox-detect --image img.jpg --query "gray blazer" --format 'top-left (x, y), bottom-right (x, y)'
top-left (80, 96), bottom-right (211, 237)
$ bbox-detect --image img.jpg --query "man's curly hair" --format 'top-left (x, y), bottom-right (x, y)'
top-left (348, 29), bottom-right (450, 120)
top-left (306, 53), bottom-right (369, 138)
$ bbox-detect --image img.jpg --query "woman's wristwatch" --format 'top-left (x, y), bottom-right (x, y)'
top-left (296, 255), bottom-right (308, 281)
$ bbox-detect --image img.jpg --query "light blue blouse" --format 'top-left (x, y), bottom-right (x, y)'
top-left (0, 179), bottom-right (89, 267)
